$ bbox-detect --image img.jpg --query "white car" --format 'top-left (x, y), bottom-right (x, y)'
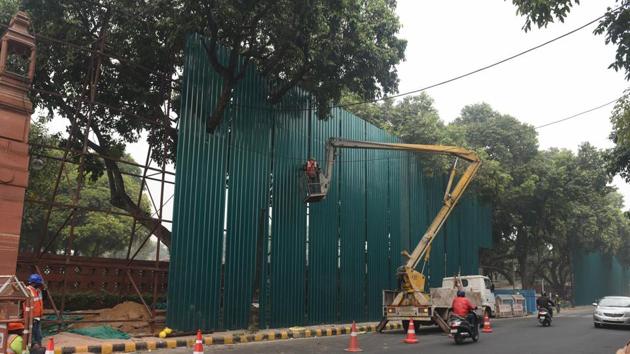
top-left (593, 296), bottom-right (630, 328)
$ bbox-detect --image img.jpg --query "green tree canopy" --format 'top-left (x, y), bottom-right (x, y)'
top-left (0, 0), bottom-right (407, 248)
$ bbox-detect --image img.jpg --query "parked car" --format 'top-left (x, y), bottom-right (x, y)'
top-left (593, 296), bottom-right (630, 328)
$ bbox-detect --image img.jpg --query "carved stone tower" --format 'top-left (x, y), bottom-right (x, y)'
top-left (0, 11), bottom-right (36, 274)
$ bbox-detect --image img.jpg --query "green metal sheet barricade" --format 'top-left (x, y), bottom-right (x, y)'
top-left (167, 34), bottom-right (493, 331)
top-left (573, 250), bottom-right (630, 305)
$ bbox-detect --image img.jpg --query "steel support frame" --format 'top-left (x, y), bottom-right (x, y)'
top-left (21, 14), bottom-right (174, 333)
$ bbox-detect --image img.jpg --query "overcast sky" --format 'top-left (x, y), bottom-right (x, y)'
top-left (394, 0), bottom-right (630, 207)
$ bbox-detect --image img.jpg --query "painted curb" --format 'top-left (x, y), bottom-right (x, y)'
top-left (53, 323), bottom-right (403, 353)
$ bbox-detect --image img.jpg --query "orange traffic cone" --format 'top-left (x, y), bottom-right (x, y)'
top-left (45, 338), bottom-right (55, 354)
top-left (403, 319), bottom-right (419, 344)
top-left (344, 321), bottom-right (363, 352)
top-left (482, 314), bottom-right (493, 333)
top-left (193, 330), bottom-right (203, 354)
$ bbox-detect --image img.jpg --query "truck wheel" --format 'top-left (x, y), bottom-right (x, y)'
top-left (402, 320), bottom-right (421, 333)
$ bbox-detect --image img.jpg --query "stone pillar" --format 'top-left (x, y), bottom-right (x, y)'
top-left (0, 12), bottom-right (35, 275)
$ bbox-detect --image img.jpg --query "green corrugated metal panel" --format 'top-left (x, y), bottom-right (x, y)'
top-left (365, 122), bottom-right (392, 319)
top-left (167, 35), bottom-right (229, 331)
top-left (169, 34), bottom-right (494, 331)
top-left (308, 111), bottom-right (340, 324)
top-left (445, 200), bottom-right (463, 277)
top-left (407, 157), bottom-right (423, 253)
top-left (386, 135), bottom-right (405, 290)
top-left (268, 92), bottom-right (310, 328)
top-left (338, 110), bottom-right (368, 322)
top-left (425, 174), bottom-right (446, 288)
top-left (573, 250), bottom-right (630, 305)
top-left (426, 175), bottom-right (446, 288)
top-left (223, 63), bottom-right (273, 329)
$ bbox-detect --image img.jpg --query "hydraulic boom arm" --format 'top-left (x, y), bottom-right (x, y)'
top-left (317, 138), bottom-right (481, 305)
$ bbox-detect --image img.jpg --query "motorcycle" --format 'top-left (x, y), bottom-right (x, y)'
top-left (449, 313), bottom-right (479, 345)
top-left (538, 307), bottom-right (552, 327)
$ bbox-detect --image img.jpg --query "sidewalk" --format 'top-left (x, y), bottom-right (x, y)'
top-left (47, 321), bottom-right (403, 353)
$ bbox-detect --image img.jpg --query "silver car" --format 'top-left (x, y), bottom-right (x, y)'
top-left (593, 296), bottom-right (630, 328)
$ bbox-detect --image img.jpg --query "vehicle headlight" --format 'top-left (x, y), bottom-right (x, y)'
top-left (595, 311), bottom-right (603, 316)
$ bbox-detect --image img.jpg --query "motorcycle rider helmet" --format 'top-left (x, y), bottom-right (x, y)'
top-left (28, 273), bottom-right (43, 285)
top-left (457, 290), bottom-right (466, 297)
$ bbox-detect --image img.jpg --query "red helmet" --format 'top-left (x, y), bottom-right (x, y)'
top-left (8, 322), bottom-right (24, 331)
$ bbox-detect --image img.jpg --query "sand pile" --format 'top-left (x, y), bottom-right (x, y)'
top-left (73, 301), bottom-right (153, 334)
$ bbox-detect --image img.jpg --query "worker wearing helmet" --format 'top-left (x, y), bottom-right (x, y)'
top-left (304, 157), bottom-right (321, 194)
top-left (26, 273), bottom-right (44, 346)
top-left (451, 290), bottom-right (478, 327)
top-left (7, 322), bottom-right (24, 354)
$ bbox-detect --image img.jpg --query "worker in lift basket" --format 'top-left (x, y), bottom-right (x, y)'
top-left (451, 290), bottom-right (478, 328)
top-left (26, 274), bottom-right (45, 346)
top-left (304, 157), bottom-right (321, 194)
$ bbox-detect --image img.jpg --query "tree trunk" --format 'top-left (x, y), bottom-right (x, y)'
top-left (87, 138), bottom-right (172, 249)
top-left (103, 157), bottom-right (172, 248)
top-left (516, 227), bottom-right (531, 289)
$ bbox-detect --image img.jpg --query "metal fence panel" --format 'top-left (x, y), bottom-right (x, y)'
top-left (338, 110), bottom-right (368, 322)
top-left (573, 250), bottom-right (630, 305)
top-left (268, 92), bottom-right (310, 328)
top-left (386, 136), bottom-right (407, 290)
top-left (308, 112), bottom-right (340, 324)
top-left (222, 66), bottom-right (273, 329)
top-left (168, 34), bottom-right (494, 331)
top-left (167, 35), bottom-right (229, 331)
top-left (365, 123), bottom-right (392, 320)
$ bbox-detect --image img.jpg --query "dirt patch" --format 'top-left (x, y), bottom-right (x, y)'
top-left (72, 301), bottom-right (153, 335)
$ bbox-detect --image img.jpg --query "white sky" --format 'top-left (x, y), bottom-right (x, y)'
top-left (394, 0), bottom-right (630, 208)
top-left (45, 0), bottom-right (630, 220)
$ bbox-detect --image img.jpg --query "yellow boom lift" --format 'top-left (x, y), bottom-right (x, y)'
top-left (305, 138), bottom-right (481, 331)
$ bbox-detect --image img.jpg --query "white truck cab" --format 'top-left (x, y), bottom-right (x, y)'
top-left (441, 275), bottom-right (496, 317)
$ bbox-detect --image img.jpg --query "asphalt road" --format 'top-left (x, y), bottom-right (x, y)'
top-left (148, 310), bottom-right (630, 354)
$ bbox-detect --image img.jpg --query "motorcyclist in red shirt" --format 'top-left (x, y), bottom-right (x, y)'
top-left (451, 290), bottom-right (478, 327)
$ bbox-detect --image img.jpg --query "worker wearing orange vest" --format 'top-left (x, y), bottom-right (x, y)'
top-left (27, 274), bottom-right (44, 346)
top-left (304, 157), bottom-right (321, 194)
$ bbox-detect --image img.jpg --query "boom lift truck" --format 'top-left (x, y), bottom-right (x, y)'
top-left (304, 138), bottom-right (482, 333)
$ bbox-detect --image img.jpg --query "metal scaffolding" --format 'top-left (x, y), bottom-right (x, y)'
top-left (7, 9), bottom-right (178, 333)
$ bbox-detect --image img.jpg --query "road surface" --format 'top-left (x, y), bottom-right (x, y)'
top-left (147, 309), bottom-right (629, 354)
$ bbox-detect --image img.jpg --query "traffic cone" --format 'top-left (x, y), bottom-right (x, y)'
top-left (403, 319), bottom-right (419, 344)
top-left (45, 338), bottom-right (54, 354)
top-left (482, 313), bottom-right (493, 333)
top-left (193, 330), bottom-right (203, 354)
top-left (344, 321), bottom-right (362, 352)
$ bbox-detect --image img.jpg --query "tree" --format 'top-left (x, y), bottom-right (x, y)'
top-left (510, 0), bottom-right (630, 79)
top-left (7, 0), bottom-right (407, 249)
top-left (186, 0), bottom-right (407, 131)
top-left (22, 122), bottom-right (154, 258)
top-left (607, 91), bottom-right (630, 179)
top-left (450, 103), bottom-right (542, 288)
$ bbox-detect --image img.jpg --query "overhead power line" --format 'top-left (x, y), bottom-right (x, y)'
top-left (535, 96), bottom-right (623, 129)
top-left (341, 4), bottom-right (627, 109)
